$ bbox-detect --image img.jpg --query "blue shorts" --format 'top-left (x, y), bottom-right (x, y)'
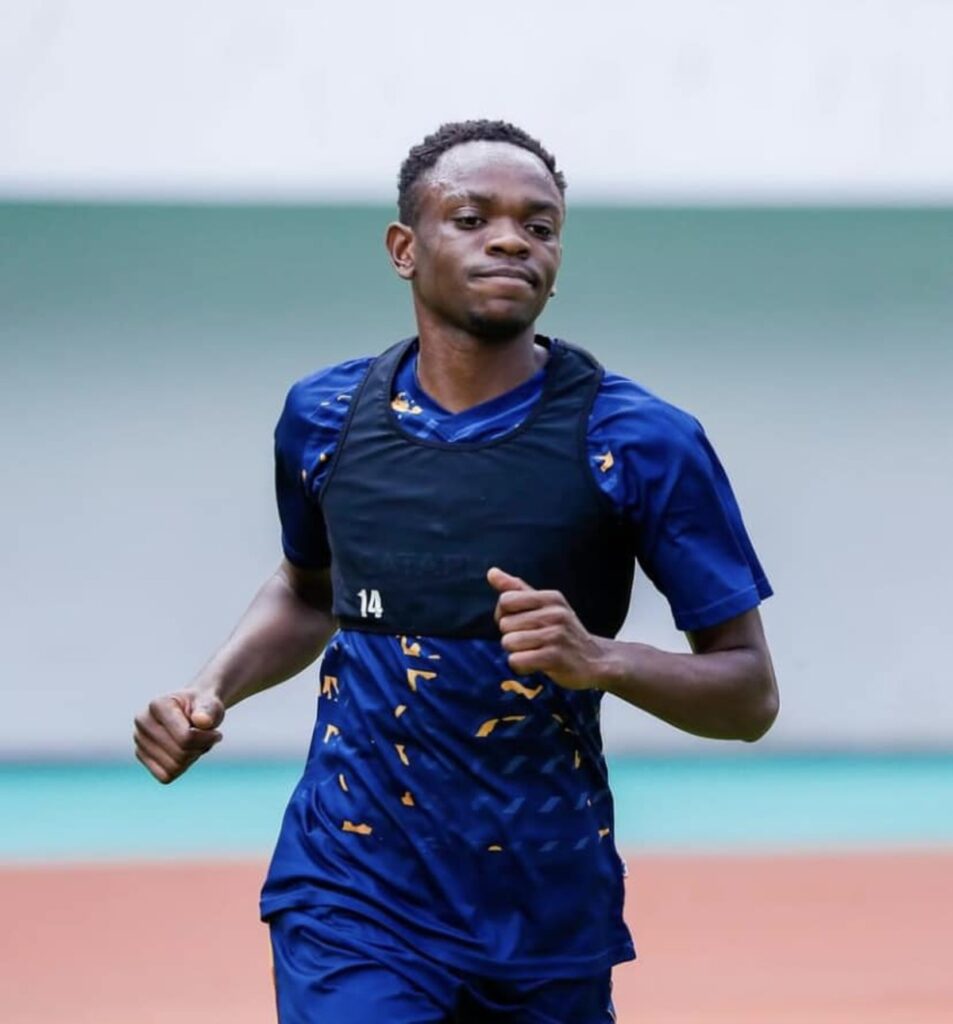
top-left (269, 906), bottom-right (616, 1024)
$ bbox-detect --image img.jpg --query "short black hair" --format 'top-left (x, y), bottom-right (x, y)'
top-left (397, 119), bottom-right (566, 224)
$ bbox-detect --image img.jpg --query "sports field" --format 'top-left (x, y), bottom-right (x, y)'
top-left (3, 754), bottom-right (951, 1023)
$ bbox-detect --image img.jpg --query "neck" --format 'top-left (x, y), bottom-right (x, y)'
top-left (413, 312), bottom-right (548, 414)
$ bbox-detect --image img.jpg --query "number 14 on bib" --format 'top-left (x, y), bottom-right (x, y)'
top-left (357, 588), bottom-right (383, 619)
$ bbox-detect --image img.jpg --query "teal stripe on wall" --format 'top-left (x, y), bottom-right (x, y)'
top-left (1, 204), bottom-right (951, 756)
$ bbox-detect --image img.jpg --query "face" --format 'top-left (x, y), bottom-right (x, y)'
top-left (387, 141), bottom-right (564, 341)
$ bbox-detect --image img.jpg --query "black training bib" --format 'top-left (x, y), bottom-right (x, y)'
top-left (320, 338), bottom-right (635, 639)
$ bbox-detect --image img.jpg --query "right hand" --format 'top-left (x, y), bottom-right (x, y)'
top-left (133, 689), bottom-right (225, 784)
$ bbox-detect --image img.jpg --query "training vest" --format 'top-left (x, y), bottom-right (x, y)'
top-left (320, 338), bottom-right (636, 640)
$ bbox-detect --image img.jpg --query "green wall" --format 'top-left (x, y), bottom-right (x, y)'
top-left (2, 204), bottom-right (951, 755)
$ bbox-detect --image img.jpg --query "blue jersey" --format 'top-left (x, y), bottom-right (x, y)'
top-left (261, 339), bottom-right (771, 978)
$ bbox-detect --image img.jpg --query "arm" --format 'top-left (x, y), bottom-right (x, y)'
top-left (488, 567), bottom-right (778, 742)
top-left (133, 559), bottom-right (336, 783)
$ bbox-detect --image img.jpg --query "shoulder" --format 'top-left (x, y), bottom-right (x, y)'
top-left (275, 356), bottom-right (374, 462)
top-left (583, 367), bottom-right (712, 518)
top-left (591, 369), bottom-right (704, 457)
top-left (280, 356), bottom-right (374, 426)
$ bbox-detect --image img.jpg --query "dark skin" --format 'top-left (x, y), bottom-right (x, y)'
top-left (386, 141), bottom-right (563, 411)
top-left (134, 140), bottom-right (777, 784)
top-left (133, 562), bottom-right (335, 783)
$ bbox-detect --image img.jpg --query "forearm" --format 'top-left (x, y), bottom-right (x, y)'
top-left (594, 639), bottom-right (778, 742)
top-left (193, 562), bottom-right (336, 709)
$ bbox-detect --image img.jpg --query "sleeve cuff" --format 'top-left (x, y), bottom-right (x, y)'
top-left (672, 577), bottom-right (772, 632)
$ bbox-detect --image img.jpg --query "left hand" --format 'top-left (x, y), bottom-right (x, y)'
top-left (487, 567), bottom-right (612, 690)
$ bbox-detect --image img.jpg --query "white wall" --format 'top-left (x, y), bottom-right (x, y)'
top-left (2, 0), bottom-right (953, 202)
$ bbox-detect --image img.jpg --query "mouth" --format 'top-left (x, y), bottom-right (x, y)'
top-left (471, 266), bottom-right (538, 287)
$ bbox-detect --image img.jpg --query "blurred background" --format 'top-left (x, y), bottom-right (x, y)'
top-left (1, 2), bottom-right (951, 1022)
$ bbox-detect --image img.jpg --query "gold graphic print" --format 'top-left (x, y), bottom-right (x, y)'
top-left (406, 669), bottom-right (437, 692)
top-left (573, 749), bottom-right (582, 769)
top-left (342, 820), bottom-right (373, 835)
top-left (475, 715), bottom-right (526, 738)
top-left (487, 845), bottom-right (503, 852)
top-left (338, 774), bottom-right (349, 792)
top-left (501, 680), bottom-right (543, 700)
top-left (400, 636), bottom-right (439, 660)
top-left (394, 704), bottom-right (407, 718)
top-left (391, 393), bottom-right (423, 415)
top-left (400, 636), bottom-right (422, 657)
top-left (323, 724), bottom-right (340, 743)
top-left (322, 675), bottom-right (340, 700)
top-left (395, 743), bottom-right (410, 766)
top-left (596, 451), bottom-right (615, 473)
top-left (598, 828), bottom-right (611, 839)
top-left (400, 791), bottom-right (415, 807)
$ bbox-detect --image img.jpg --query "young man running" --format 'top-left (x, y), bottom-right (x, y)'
top-left (134, 120), bottom-right (778, 1023)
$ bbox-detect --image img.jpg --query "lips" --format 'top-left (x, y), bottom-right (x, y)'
top-left (471, 266), bottom-right (538, 287)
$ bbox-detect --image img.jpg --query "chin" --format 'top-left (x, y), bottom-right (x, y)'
top-left (464, 309), bottom-right (536, 342)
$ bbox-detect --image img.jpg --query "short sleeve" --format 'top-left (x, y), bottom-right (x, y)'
top-left (273, 358), bottom-right (372, 569)
top-left (632, 410), bottom-right (772, 630)
top-left (588, 374), bottom-right (772, 632)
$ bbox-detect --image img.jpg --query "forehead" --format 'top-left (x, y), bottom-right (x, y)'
top-left (422, 141), bottom-right (563, 209)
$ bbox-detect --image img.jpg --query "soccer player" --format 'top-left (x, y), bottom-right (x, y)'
top-left (134, 120), bottom-right (778, 1023)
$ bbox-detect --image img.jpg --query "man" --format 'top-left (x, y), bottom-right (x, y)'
top-left (134, 120), bottom-right (778, 1023)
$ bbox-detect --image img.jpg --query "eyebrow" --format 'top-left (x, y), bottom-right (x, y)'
top-left (445, 191), bottom-right (562, 215)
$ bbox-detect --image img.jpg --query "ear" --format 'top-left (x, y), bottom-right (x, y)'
top-left (385, 222), bottom-right (416, 280)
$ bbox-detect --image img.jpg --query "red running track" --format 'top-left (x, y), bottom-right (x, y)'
top-left (1, 851), bottom-right (950, 1023)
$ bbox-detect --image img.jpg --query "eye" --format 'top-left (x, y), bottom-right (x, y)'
top-left (527, 223), bottom-right (555, 240)
top-left (453, 215), bottom-right (484, 229)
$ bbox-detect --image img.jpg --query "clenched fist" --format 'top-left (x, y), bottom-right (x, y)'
top-left (133, 690), bottom-right (225, 784)
top-left (487, 567), bottom-right (612, 690)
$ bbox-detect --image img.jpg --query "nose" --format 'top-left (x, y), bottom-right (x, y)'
top-left (485, 221), bottom-right (531, 259)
